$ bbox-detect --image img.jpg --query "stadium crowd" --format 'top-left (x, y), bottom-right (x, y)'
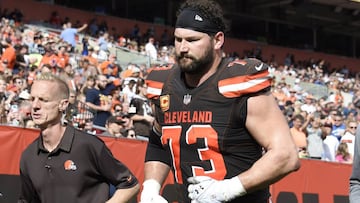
top-left (0, 8), bottom-right (359, 164)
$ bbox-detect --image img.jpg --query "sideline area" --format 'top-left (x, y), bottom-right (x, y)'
top-left (0, 126), bottom-right (351, 203)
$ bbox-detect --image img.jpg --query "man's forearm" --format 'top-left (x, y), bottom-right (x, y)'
top-left (107, 184), bottom-right (140, 203)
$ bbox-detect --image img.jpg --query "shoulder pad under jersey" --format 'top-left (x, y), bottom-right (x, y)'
top-left (145, 66), bottom-right (173, 99)
top-left (218, 58), bottom-right (272, 98)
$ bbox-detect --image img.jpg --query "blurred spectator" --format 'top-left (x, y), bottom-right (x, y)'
top-left (29, 34), bottom-right (45, 55)
top-left (59, 63), bottom-right (76, 92)
top-left (8, 75), bottom-right (26, 94)
top-left (97, 31), bottom-right (110, 52)
top-left (306, 115), bottom-right (323, 159)
top-left (6, 102), bottom-right (23, 126)
top-left (340, 120), bottom-right (357, 157)
top-left (102, 115), bottom-right (126, 138)
top-left (81, 35), bottom-right (90, 56)
top-left (144, 36), bottom-right (157, 60)
top-left (60, 21), bottom-right (88, 51)
top-left (65, 89), bottom-right (78, 124)
top-left (290, 114), bottom-right (307, 155)
top-left (353, 89), bottom-right (360, 109)
top-left (293, 78), bottom-right (303, 93)
top-left (0, 37), bottom-right (16, 72)
top-left (122, 79), bottom-right (137, 104)
top-left (128, 78), bottom-right (154, 137)
top-left (109, 87), bottom-right (122, 112)
top-left (80, 75), bottom-right (95, 96)
top-left (83, 46), bottom-right (99, 68)
top-left (333, 89), bottom-right (344, 106)
top-left (335, 142), bottom-right (353, 164)
top-left (79, 58), bottom-right (97, 79)
top-left (331, 110), bottom-right (346, 141)
top-left (322, 122), bottom-right (340, 162)
top-left (98, 54), bottom-right (120, 78)
top-left (285, 88), bottom-right (297, 104)
top-left (300, 94), bottom-right (316, 114)
top-left (56, 45), bottom-right (69, 69)
top-left (85, 74), bottom-right (112, 129)
top-left (112, 103), bottom-right (123, 116)
top-left (39, 46), bottom-right (57, 71)
top-left (18, 99), bottom-right (32, 123)
top-left (14, 44), bottom-right (29, 75)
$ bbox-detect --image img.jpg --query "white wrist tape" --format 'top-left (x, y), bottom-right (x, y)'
top-left (142, 179), bottom-right (161, 194)
top-left (227, 176), bottom-right (247, 198)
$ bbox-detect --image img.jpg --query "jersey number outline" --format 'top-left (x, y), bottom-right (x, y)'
top-left (161, 124), bottom-right (226, 183)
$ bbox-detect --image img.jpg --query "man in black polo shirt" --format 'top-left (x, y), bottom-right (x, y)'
top-left (19, 73), bottom-right (139, 203)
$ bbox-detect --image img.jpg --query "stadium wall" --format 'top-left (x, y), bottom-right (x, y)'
top-left (1, 0), bottom-right (360, 73)
top-left (0, 126), bottom-right (351, 203)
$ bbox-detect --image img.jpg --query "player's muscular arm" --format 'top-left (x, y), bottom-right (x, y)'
top-left (144, 161), bottom-right (170, 185)
top-left (144, 119), bottom-right (170, 183)
top-left (239, 91), bottom-right (300, 193)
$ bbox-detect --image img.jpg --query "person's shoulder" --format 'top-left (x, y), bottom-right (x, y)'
top-left (218, 58), bottom-right (272, 98)
top-left (21, 136), bottom-right (40, 158)
top-left (146, 66), bottom-right (174, 80)
top-left (224, 58), bottom-right (269, 75)
top-left (145, 66), bottom-right (175, 99)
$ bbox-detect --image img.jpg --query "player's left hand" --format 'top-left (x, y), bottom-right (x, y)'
top-left (187, 176), bottom-right (246, 203)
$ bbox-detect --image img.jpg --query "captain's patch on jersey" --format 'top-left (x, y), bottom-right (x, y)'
top-left (160, 95), bottom-right (170, 112)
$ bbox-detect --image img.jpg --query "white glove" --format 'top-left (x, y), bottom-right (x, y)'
top-left (140, 179), bottom-right (168, 203)
top-left (187, 176), bottom-right (246, 203)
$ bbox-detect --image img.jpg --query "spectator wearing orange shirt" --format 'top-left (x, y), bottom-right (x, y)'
top-left (39, 46), bottom-right (57, 71)
top-left (83, 46), bottom-right (98, 68)
top-left (0, 38), bottom-right (16, 72)
top-left (98, 54), bottom-right (120, 78)
top-left (56, 45), bottom-right (69, 69)
top-left (290, 114), bottom-right (308, 156)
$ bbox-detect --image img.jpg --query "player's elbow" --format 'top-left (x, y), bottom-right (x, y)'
top-left (282, 146), bottom-right (301, 173)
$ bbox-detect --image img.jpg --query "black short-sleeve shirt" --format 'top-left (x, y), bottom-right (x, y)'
top-left (19, 125), bottom-right (138, 203)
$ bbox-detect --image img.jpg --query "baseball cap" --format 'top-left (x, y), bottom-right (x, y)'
top-left (106, 116), bottom-right (126, 125)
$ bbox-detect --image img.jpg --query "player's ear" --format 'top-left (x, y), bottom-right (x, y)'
top-left (213, 31), bottom-right (224, 50)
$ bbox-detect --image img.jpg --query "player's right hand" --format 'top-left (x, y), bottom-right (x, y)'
top-left (140, 179), bottom-right (168, 203)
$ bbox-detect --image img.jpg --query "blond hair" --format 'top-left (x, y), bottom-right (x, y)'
top-left (34, 73), bottom-right (69, 100)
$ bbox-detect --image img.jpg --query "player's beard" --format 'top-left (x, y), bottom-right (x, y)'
top-left (176, 43), bottom-right (214, 75)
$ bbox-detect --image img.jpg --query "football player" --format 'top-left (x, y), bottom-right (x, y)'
top-left (140, 0), bottom-right (300, 202)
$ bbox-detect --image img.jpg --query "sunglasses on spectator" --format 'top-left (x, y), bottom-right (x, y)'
top-left (350, 126), bottom-right (357, 129)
